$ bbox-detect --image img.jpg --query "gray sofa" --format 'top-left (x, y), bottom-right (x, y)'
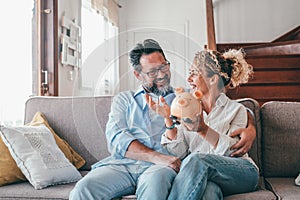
top-left (0, 96), bottom-right (299, 200)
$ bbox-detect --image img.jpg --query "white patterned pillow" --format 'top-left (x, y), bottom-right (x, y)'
top-left (296, 173), bottom-right (300, 186)
top-left (0, 125), bottom-right (82, 189)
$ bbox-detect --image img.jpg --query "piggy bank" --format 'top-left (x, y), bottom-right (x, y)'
top-left (170, 87), bottom-right (203, 123)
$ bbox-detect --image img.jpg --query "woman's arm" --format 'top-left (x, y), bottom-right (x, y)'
top-left (183, 113), bottom-right (221, 149)
top-left (183, 105), bottom-right (246, 156)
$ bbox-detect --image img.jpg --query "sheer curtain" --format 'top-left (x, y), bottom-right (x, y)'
top-left (0, 1), bottom-right (33, 125)
top-left (80, 0), bottom-right (119, 96)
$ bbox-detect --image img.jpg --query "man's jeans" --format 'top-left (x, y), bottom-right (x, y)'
top-left (168, 153), bottom-right (259, 200)
top-left (69, 164), bottom-right (176, 200)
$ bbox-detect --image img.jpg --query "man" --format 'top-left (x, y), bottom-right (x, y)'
top-left (69, 39), bottom-right (256, 200)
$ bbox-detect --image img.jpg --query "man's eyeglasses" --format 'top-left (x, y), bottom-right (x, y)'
top-left (141, 61), bottom-right (170, 78)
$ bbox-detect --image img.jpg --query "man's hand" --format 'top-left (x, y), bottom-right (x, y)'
top-left (152, 153), bottom-right (182, 173)
top-left (230, 112), bottom-right (256, 157)
top-left (125, 140), bottom-right (181, 173)
top-left (145, 94), bottom-right (170, 118)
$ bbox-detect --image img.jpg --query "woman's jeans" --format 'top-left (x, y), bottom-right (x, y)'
top-left (168, 153), bottom-right (259, 200)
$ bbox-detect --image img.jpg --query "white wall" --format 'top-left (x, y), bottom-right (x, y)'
top-left (214, 0), bottom-right (300, 42)
top-left (119, 0), bottom-right (206, 45)
top-left (118, 0), bottom-right (206, 91)
top-left (56, 0), bottom-right (300, 94)
top-left (118, 0), bottom-right (300, 90)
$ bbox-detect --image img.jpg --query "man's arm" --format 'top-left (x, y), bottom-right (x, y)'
top-left (110, 93), bottom-right (181, 172)
top-left (125, 140), bottom-right (181, 172)
top-left (229, 111), bottom-right (256, 157)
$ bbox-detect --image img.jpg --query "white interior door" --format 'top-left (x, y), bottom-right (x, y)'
top-left (125, 22), bottom-right (192, 91)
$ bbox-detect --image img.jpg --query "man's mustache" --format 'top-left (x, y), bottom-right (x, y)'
top-left (154, 74), bottom-right (169, 83)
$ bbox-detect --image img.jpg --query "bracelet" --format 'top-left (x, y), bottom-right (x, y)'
top-left (165, 122), bottom-right (175, 130)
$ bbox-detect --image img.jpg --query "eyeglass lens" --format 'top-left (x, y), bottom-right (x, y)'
top-left (146, 62), bottom-right (170, 77)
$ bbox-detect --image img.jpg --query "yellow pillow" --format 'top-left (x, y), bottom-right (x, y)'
top-left (0, 138), bottom-right (26, 186)
top-left (0, 112), bottom-right (85, 186)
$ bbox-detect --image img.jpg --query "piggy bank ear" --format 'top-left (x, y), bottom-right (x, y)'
top-left (193, 90), bottom-right (203, 100)
top-left (175, 87), bottom-right (184, 95)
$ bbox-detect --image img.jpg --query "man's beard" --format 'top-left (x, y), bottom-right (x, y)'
top-left (143, 75), bottom-right (173, 96)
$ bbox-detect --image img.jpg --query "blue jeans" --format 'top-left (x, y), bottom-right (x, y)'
top-left (69, 164), bottom-right (177, 200)
top-left (168, 153), bottom-right (259, 200)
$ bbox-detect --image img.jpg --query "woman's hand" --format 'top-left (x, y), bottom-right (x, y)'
top-left (182, 112), bottom-right (208, 137)
top-left (145, 94), bottom-right (170, 118)
top-left (183, 112), bottom-right (220, 148)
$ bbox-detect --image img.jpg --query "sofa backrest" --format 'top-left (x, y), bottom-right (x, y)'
top-left (261, 101), bottom-right (300, 178)
top-left (25, 96), bottom-right (113, 170)
top-left (237, 98), bottom-right (263, 174)
top-left (24, 96), bottom-right (264, 173)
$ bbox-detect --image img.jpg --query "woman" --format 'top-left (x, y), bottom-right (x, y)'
top-left (146, 49), bottom-right (259, 200)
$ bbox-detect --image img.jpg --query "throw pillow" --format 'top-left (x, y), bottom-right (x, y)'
top-left (28, 112), bottom-right (86, 169)
top-left (0, 137), bottom-right (27, 186)
top-left (0, 111), bottom-right (85, 187)
top-left (0, 125), bottom-right (82, 189)
top-left (296, 173), bottom-right (300, 186)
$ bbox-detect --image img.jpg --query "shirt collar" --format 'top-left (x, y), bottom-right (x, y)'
top-left (133, 85), bottom-right (146, 97)
top-left (133, 85), bottom-right (152, 109)
top-left (134, 85), bottom-right (175, 109)
top-left (215, 93), bottom-right (228, 107)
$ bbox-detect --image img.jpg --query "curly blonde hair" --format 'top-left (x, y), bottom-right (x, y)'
top-left (223, 49), bottom-right (253, 88)
top-left (194, 49), bottom-right (253, 89)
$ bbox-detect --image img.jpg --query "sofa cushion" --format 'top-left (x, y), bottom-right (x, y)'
top-left (24, 96), bottom-right (112, 170)
top-left (224, 189), bottom-right (276, 200)
top-left (0, 125), bottom-right (82, 189)
top-left (118, 189), bottom-right (277, 200)
top-left (0, 171), bottom-right (88, 200)
top-left (0, 180), bottom-right (75, 200)
top-left (265, 177), bottom-right (300, 200)
top-left (261, 101), bottom-right (300, 177)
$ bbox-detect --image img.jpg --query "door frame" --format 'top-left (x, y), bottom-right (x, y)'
top-left (35, 0), bottom-right (58, 96)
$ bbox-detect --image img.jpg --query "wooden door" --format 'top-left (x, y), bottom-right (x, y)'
top-left (34, 0), bottom-right (58, 96)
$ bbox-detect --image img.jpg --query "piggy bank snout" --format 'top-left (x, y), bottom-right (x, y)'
top-left (177, 99), bottom-right (188, 107)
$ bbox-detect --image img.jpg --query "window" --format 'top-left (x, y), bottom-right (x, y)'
top-left (0, 1), bottom-right (33, 125)
top-left (79, 0), bottom-right (119, 96)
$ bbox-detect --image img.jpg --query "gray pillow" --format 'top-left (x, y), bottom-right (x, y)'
top-left (0, 125), bottom-right (82, 189)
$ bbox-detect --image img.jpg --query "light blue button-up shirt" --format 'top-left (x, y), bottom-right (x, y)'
top-left (92, 86), bottom-right (175, 169)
